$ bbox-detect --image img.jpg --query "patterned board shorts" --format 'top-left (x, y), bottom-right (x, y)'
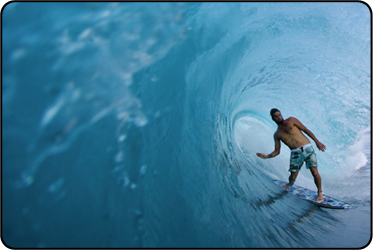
top-left (289, 144), bottom-right (318, 172)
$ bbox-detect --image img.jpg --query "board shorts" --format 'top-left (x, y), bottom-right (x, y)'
top-left (289, 143), bottom-right (318, 172)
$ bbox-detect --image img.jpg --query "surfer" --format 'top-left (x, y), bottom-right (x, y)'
top-left (256, 108), bottom-right (326, 202)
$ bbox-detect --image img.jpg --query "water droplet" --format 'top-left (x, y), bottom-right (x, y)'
top-left (48, 177), bottom-right (64, 193)
top-left (118, 134), bottom-right (127, 142)
top-left (120, 171), bottom-right (130, 187)
top-left (151, 75), bottom-right (159, 82)
top-left (115, 151), bottom-right (124, 163)
top-left (154, 111), bottom-right (161, 118)
top-left (21, 172), bottom-right (34, 186)
top-left (139, 165), bottom-right (147, 176)
top-left (134, 115), bottom-right (148, 127)
top-left (111, 165), bottom-right (124, 173)
top-left (134, 209), bottom-right (142, 216)
top-left (11, 48), bottom-right (26, 62)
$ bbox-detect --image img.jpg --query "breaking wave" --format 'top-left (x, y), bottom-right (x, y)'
top-left (2, 2), bottom-right (371, 248)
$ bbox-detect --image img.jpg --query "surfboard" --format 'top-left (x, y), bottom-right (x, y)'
top-left (273, 180), bottom-right (355, 209)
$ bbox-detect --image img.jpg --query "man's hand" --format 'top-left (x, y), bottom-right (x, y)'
top-left (256, 153), bottom-right (268, 159)
top-left (316, 141), bottom-right (326, 152)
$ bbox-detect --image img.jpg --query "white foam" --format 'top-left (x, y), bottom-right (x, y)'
top-left (345, 127), bottom-right (370, 171)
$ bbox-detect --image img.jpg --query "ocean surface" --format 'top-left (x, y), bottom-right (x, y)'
top-left (2, 2), bottom-right (371, 248)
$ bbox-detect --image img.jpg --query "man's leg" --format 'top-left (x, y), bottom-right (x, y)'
top-left (310, 167), bottom-right (323, 201)
top-left (282, 171), bottom-right (299, 189)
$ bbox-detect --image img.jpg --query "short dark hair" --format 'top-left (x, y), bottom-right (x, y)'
top-left (270, 108), bottom-right (280, 118)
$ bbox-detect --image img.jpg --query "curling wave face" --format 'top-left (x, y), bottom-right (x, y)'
top-left (2, 2), bottom-right (371, 248)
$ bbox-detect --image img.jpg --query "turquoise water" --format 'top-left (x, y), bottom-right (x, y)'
top-left (2, 2), bottom-right (371, 248)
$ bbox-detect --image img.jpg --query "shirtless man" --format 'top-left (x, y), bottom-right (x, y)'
top-left (256, 108), bottom-right (326, 201)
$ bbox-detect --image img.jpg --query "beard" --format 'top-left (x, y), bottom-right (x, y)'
top-left (275, 119), bottom-right (284, 125)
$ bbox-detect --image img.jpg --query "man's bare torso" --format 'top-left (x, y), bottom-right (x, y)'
top-left (274, 117), bottom-right (310, 150)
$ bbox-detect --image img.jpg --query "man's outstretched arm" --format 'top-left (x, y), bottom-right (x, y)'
top-left (257, 135), bottom-right (281, 159)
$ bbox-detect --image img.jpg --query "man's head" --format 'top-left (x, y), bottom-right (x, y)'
top-left (270, 108), bottom-right (283, 124)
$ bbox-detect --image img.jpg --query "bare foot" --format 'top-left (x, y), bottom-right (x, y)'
top-left (316, 192), bottom-right (324, 202)
top-left (282, 184), bottom-right (289, 189)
